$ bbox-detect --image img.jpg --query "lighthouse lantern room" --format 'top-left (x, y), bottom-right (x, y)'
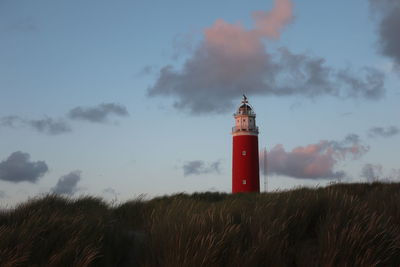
top-left (232, 95), bottom-right (260, 193)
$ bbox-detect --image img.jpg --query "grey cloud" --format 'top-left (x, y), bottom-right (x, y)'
top-left (183, 160), bottom-right (221, 177)
top-left (0, 102), bottom-right (129, 134)
top-left (146, 0), bottom-right (381, 115)
top-left (0, 191), bottom-right (5, 198)
top-left (138, 65), bottom-right (156, 76)
top-left (342, 133), bottom-right (361, 144)
top-left (370, 0), bottom-right (400, 70)
top-left (172, 32), bottom-right (197, 60)
top-left (0, 116), bottom-right (20, 127)
top-left (361, 164), bottom-right (400, 182)
top-left (0, 116), bottom-right (71, 135)
top-left (361, 163), bottom-right (383, 182)
top-left (276, 49), bottom-right (385, 99)
top-left (0, 151), bottom-right (48, 183)
top-left (390, 168), bottom-right (400, 180)
top-left (2, 17), bottom-right (37, 33)
top-left (28, 117), bottom-right (71, 135)
top-left (148, 33), bottom-right (385, 115)
top-left (103, 187), bottom-right (120, 199)
top-left (368, 126), bottom-right (399, 138)
top-left (52, 171), bottom-right (81, 195)
top-left (149, 46), bottom-right (385, 115)
top-left (103, 187), bottom-right (118, 195)
top-left (335, 67), bottom-right (385, 99)
top-left (263, 134), bottom-right (369, 179)
top-left (68, 103), bottom-right (129, 123)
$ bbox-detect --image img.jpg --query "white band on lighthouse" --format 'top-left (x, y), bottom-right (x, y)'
top-left (232, 95), bottom-right (259, 136)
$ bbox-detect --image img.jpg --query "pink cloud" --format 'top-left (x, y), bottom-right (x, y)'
top-left (204, 20), bottom-right (261, 56)
top-left (262, 135), bottom-right (369, 179)
top-left (203, 0), bottom-right (293, 58)
top-left (148, 0), bottom-right (385, 114)
top-left (205, 0), bottom-right (294, 54)
top-left (253, 0), bottom-right (294, 38)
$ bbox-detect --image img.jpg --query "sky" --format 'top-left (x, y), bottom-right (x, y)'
top-left (0, 0), bottom-right (399, 206)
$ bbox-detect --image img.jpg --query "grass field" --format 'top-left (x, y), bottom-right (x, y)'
top-left (1, 182), bottom-right (400, 266)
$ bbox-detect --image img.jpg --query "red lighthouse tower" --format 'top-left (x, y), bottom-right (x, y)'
top-left (232, 95), bottom-right (260, 193)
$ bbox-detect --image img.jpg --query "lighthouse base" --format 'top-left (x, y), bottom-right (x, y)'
top-left (232, 135), bottom-right (260, 193)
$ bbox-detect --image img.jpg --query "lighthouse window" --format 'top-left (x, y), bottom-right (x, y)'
top-left (242, 179), bottom-right (247, 185)
top-left (242, 151), bottom-right (246, 156)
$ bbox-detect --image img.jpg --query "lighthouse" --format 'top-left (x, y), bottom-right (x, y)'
top-left (232, 95), bottom-right (260, 193)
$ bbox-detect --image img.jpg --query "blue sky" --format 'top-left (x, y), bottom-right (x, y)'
top-left (0, 0), bottom-right (399, 206)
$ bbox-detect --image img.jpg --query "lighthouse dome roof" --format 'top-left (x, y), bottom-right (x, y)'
top-left (239, 103), bottom-right (253, 110)
top-left (235, 95), bottom-right (255, 116)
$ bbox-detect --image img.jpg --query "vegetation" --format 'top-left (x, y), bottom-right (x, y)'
top-left (1, 182), bottom-right (400, 266)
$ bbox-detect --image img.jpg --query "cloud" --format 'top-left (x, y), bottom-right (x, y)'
top-left (1, 103), bottom-right (129, 135)
top-left (2, 17), bottom-right (37, 33)
top-left (390, 168), bottom-right (400, 180)
top-left (0, 102), bottom-right (129, 134)
top-left (102, 187), bottom-right (120, 200)
top-left (263, 134), bottom-right (369, 179)
top-left (0, 151), bottom-right (48, 183)
top-left (360, 164), bottom-right (400, 182)
top-left (172, 32), bottom-right (197, 60)
top-left (183, 160), bottom-right (221, 177)
top-left (0, 190), bottom-right (5, 198)
top-left (0, 116), bottom-right (20, 127)
top-left (0, 116), bottom-right (71, 135)
top-left (68, 103), bottom-right (129, 123)
top-left (370, 0), bottom-right (400, 71)
top-left (28, 117), bottom-right (71, 135)
top-left (138, 65), bottom-right (156, 76)
top-left (252, 0), bottom-right (293, 38)
top-left (148, 0), bottom-right (385, 114)
top-left (103, 187), bottom-right (118, 195)
top-left (52, 171), bottom-right (81, 195)
top-left (368, 126), bottom-right (399, 138)
top-left (361, 163), bottom-right (383, 182)
top-left (274, 49), bottom-right (384, 99)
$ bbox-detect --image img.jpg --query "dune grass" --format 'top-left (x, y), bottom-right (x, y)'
top-left (1, 182), bottom-right (400, 266)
